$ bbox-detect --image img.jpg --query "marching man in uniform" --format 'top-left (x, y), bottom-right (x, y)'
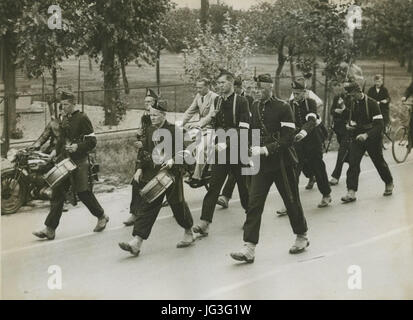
top-left (192, 69), bottom-right (250, 237)
top-left (290, 78), bottom-right (332, 208)
top-left (33, 91), bottom-right (109, 240)
top-left (123, 89), bottom-right (156, 226)
top-left (341, 82), bottom-right (394, 203)
top-left (118, 100), bottom-right (195, 256)
top-left (230, 74), bottom-right (309, 263)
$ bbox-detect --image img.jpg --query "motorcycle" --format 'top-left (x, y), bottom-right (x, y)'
top-left (1, 148), bottom-right (54, 215)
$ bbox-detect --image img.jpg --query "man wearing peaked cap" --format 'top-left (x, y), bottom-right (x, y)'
top-left (341, 81), bottom-right (394, 203)
top-left (123, 89), bottom-right (159, 226)
top-left (230, 73), bottom-right (309, 263)
top-left (290, 79), bottom-right (332, 209)
top-left (288, 77), bottom-right (322, 193)
top-left (119, 96), bottom-right (196, 256)
top-left (33, 89), bottom-right (109, 240)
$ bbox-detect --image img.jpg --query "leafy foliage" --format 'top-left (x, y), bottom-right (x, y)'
top-left (182, 13), bottom-right (256, 84)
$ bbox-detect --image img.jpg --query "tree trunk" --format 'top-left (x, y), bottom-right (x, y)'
top-left (51, 66), bottom-right (58, 118)
top-left (120, 59), bottom-right (129, 94)
top-left (288, 47), bottom-right (296, 81)
top-left (3, 33), bottom-right (17, 138)
top-left (312, 64), bottom-right (317, 93)
top-left (273, 39), bottom-right (286, 98)
top-left (156, 47), bottom-right (161, 94)
top-left (200, 0), bottom-right (210, 29)
top-left (88, 57), bottom-right (93, 71)
top-left (102, 39), bottom-right (119, 125)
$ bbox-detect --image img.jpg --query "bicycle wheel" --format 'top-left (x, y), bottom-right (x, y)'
top-left (392, 126), bottom-right (410, 163)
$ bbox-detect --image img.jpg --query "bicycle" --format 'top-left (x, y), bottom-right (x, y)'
top-left (392, 103), bottom-right (412, 163)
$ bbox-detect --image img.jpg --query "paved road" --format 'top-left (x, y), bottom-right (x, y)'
top-left (1, 150), bottom-right (413, 299)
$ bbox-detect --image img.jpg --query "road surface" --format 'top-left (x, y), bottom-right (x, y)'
top-left (1, 149), bottom-right (413, 299)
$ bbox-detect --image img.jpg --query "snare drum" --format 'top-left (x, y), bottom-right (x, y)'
top-left (139, 169), bottom-right (175, 203)
top-left (43, 158), bottom-right (77, 189)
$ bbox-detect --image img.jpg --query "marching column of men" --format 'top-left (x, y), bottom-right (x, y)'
top-left (32, 70), bottom-right (395, 263)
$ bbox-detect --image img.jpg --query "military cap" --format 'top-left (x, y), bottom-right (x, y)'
top-left (253, 73), bottom-right (273, 83)
top-left (146, 88), bottom-right (159, 101)
top-left (291, 77), bottom-right (306, 91)
top-left (156, 99), bottom-right (168, 112)
top-left (344, 81), bottom-right (362, 94)
top-left (59, 90), bottom-right (75, 102)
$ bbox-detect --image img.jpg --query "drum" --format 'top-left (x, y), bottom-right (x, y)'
top-left (139, 169), bottom-right (175, 203)
top-left (43, 158), bottom-right (77, 189)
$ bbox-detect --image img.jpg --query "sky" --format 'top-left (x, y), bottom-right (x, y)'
top-left (173, 0), bottom-right (271, 11)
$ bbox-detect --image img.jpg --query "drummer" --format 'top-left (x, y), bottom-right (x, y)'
top-left (33, 91), bottom-right (109, 240)
top-left (118, 99), bottom-right (195, 257)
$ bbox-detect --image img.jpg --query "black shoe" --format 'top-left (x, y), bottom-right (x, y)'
top-left (305, 177), bottom-right (316, 190)
top-left (186, 178), bottom-right (205, 188)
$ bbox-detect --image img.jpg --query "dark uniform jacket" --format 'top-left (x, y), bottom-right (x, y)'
top-left (60, 110), bottom-right (96, 161)
top-left (367, 85), bottom-right (391, 113)
top-left (211, 92), bottom-right (250, 161)
top-left (330, 94), bottom-right (351, 135)
top-left (290, 97), bottom-right (318, 138)
top-left (135, 120), bottom-right (184, 183)
top-left (250, 97), bottom-right (296, 172)
top-left (348, 95), bottom-right (384, 140)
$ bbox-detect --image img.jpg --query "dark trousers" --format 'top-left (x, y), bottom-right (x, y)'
top-left (380, 105), bottom-right (390, 128)
top-left (221, 173), bottom-right (237, 199)
top-left (243, 165), bottom-right (308, 245)
top-left (132, 177), bottom-right (193, 240)
top-left (129, 180), bottom-right (144, 215)
top-left (201, 163), bottom-right (249, 223)
top-left (346, 137), bottom-right (393, 191)
top-left (302, 162), bottom-right (314, 179)
top-left (45, 180), bottom-right (104, 230)
top-left (295, 133), bottom-right (331, 196)
top-left (331, 124), bottom-right (352, 180)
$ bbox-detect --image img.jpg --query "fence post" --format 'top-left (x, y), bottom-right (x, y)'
top-left (78, 58), bottom-right (81, 104)
top-left (323, 76), bottom-right (329, 125)
top-left (81, 91), bottom-right (84, 113)
top-left (174, 86), bottom-right (177, 112)
top-left (312, 64), bottom-right (317, 94)
top-left (2, 95), bottom-right (10, 157)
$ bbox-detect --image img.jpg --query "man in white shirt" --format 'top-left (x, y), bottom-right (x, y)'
top-left (179, 79), bottom-right (218, 185)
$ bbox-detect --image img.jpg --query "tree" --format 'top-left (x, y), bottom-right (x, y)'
top-left (244, 0), bottom-right (357, 96)
top-left (162, 8), bottom-right (199, 53)
top-left (0, 0), bottom-right (27, 138)
top-left (15, 0), bottom-right (82, 115)
top-left (357, 0), bottom-right (413, 75)
top-left (243, 0), bottom-right (314, 97)
top-left (79, 0), bottom-right (173, 125)
top-left (182, 13), bottom-right (255, 84)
